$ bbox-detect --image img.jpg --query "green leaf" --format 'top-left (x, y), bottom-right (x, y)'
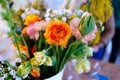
top-left (79, 14), bottom-right (95, 35)
top-left (16, 61), bottom-right (32, 78)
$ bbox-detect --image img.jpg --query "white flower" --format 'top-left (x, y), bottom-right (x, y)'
top-left (15, 77), bottom-right (21, 80)
top-left (0, 15), bottom-right (10, 37)
top-left (45, 17), bottom-right (51, 22)
top-left (15, 58), bottom-right (22, 63)
top-left (54, 18), bottom-right (57, 20)
top-left (21, 7), bottom-right (40, 20)
top-left (0, 37), bottom-right (12, 53)
top-left (8, 67), bottom-right (12, 71)
top-left (0, 17), bottom-right (18, 66)
top-left (44, 13), bottom-right (50, 17)
top-left (69, 0), bottom-right (76, 11)
top-left (53, 10), bottom-right (58, 14)
top-left (3, 74), bottom-right (7, 78)
top-left (10, 70), bottom-right (16, 76)
top-left (62, 17), bottom-right (67, 22)
top-left (46, 8), bottom-right (51, 13)
top-left (12, 0), bottom-right (28, 12)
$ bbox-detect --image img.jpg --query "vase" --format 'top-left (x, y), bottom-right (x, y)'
top-left (44, 67), bottom-right (65, 80)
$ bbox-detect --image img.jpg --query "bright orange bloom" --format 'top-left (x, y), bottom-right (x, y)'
top-left (14, 43), bottom-right (30, 58)
top-left (22, 26), bottom-right (29, 35)
top-left (30, 67), bottom-right (40, 78)
top-left (44, 21), bottom-right (71, 47)
top-left (24, 14), bottom-right (40, 25)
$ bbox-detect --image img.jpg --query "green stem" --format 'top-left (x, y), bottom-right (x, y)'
top-left (21, 35), bottom-right (27, 47)
top-left (38, 33), bottom-right (43, 51)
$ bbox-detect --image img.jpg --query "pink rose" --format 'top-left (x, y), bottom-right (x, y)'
top-left (82, 25), bottom-right (98, 44)
top-left (70, 18), bottom-right (81, 40)
top-left (27, 21), bottom-right (47, 40)
top-left (27, 25), bottom-right (39, 40)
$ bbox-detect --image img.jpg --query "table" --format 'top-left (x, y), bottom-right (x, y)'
top-left (63, 59), bottom-right (120, 80)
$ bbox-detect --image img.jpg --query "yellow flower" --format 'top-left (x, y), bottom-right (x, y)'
top-left (44, 21), bottom-right (71, 47)
top-left (24, 14), bottom-right (40, 25)
top-left (75, 58), bottom-right (91, 74)
top-left (30, 58), bottom-right (39, 66)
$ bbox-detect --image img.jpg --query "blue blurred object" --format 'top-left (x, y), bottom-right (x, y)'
top-left (96, 74), bottom-right (110, 80)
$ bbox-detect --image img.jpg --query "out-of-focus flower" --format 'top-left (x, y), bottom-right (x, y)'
top-left (0, 16), bottom-right (10, 37)
top-left (14, 43), bottom-right (30, 58)
top-left (34, 51), bottom-right (46, 65)
top-left (82, 25), bottom-right (97, 44)
top-left (30, 58), bottom-right (39, 66)
top-left (21, 8), bottom-right (40, 20)
top-left (22, 26), bottom-right (29, 35)
top-left (27, 25), bottom-right (39, 40)
top-left (25, 21), bottom-right (47, 40)
top-left (33, 21), bottom-right (48, 31)
top-left (0, 15), bottom-right (17, 66)
top-left (12, 0), bottom-right (28, 12)
top-left (0, 37), bottom-right (18, 66)
top-left (70, 18), bottom-right (81, 40)
top-left (44, 21), bottom-right (71, 47)
top-left (82, 0), bottom-right (88, 4)
top-left (24, 14), bottom-right (40, 26)
top-left (33, 50), bottom-right (52, 66)
top-left (44, 56), bottom-right (52, 66)
top-left (75, 58), bottom-right (90, 74)
top-left (30, 67), bottom-right (40, 78)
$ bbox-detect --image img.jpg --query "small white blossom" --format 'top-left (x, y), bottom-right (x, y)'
top-left (45, 17), bottom-right (51, 22)
top-left (44, 13), bottom-right (50, 17)
top-left (54, 18), bottom-right (57, 20)
top-left (3, 74), bottom-right (8, 78)
top-left (21, 8), bottom-right (40, 20)
top-left (10, 70), bottom-right (16, 75)
top-left (53, 10), bottom-right (58, 14)
top-left (8, 67), bottom-right (12, 71)
top-left (21, 13), bottom-right (26, 20)
top-left (46, 8), bottom-right (51, 13)
top-left (15, 58), bottom-right (22, 63)
top-left (62, 17), bottom-right (67, 22)
top-left (15, 77), bottom-right (21, 80)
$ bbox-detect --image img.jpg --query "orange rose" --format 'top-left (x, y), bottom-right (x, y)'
top-left (24, 14), bottom-right (40, 25)
top-left (44, 21), bottom-right (71, 47)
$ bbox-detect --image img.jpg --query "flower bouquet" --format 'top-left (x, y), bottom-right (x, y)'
top-left (0, 0), bottom-right (97, 80)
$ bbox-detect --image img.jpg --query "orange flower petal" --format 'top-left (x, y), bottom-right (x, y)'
top-left (24, 14), bottom-right (40, 25)
top-left (22, 26), bottom-right (29, 35)
top-left (44, 21), bottom-right (71, 47)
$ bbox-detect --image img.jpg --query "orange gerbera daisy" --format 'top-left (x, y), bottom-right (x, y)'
top-left (24, 14), bottom-right (40, 25)
top-left (44, 21), bottom-right (71, 47)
